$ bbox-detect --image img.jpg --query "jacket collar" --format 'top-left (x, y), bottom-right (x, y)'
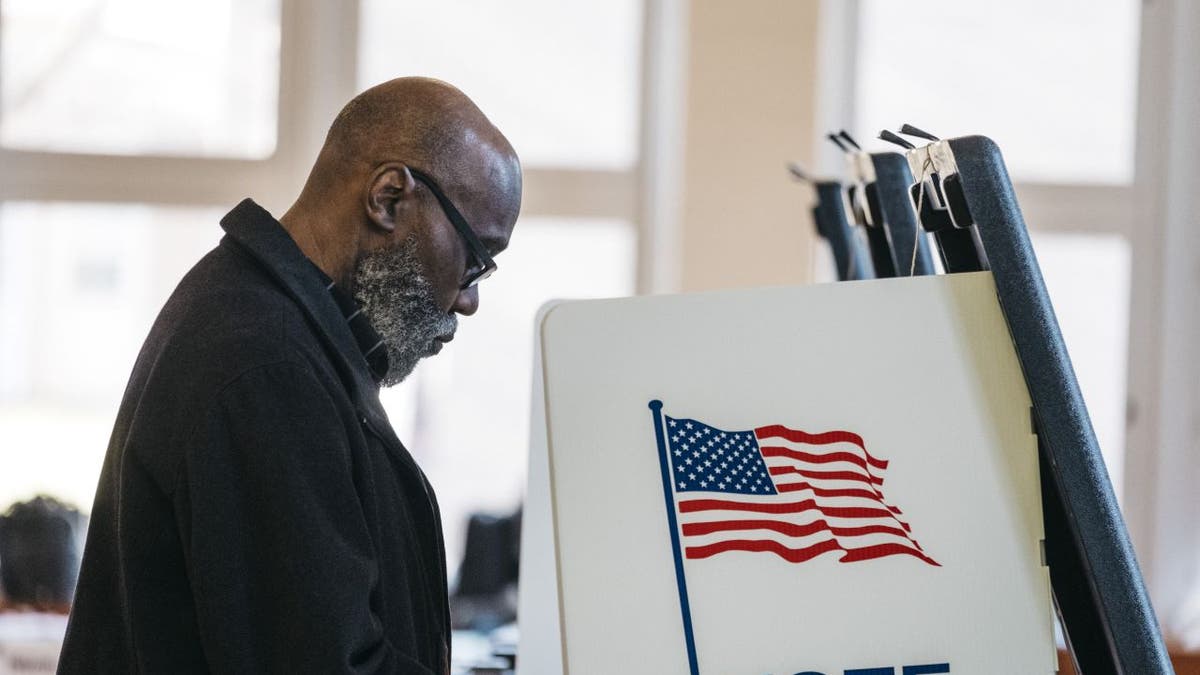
top-left (218, 199), bottom-right (397, 433)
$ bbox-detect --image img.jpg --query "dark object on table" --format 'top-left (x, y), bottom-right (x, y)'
top-left (451, 509), bottom-right (521, 631)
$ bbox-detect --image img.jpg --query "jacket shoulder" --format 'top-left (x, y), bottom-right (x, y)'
top-left (117, 241), bottom-right (345, 490)
top-left (156, 243), bottom-right (315, 366)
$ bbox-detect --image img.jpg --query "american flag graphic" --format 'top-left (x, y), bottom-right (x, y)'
top-left (660, 412), bottom-right (939, 566)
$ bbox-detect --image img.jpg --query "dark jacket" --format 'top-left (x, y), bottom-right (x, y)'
top-left (59, 200), bottom-right (450, 674)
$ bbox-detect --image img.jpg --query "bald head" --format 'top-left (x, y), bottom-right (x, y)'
top-left (282, 77), bottom-right (522, 292)
top-left (306, 77), bottom-right (520, 211)
top-left (325, 80), bottom-right (499, 174)
top-left (280, 77), bottom-right (523, 384)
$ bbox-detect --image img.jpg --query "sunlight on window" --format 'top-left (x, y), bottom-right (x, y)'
top-left (1, 0), bottom-right (281, 158)
top-left (0, 202), bottom-right (223, 511)
top-left (856, 0), bottom-right (1140, 184)
top-left (358, 0), bottom-right (643, 170)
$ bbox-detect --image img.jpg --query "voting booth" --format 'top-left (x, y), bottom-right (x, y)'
top-left (517, 136), bottom-right (1170, 674)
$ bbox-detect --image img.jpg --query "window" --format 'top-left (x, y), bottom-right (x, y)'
top-left (855, 0), bottom-right (1140, 185)
top-left (358, 0), bottom-right (643, 169)
top-left (1, 0), bottom-right (281, 158)
top-left (0, 202), bottom-right (222, 509)
top-left (0, 3), bottom-right (647, 588)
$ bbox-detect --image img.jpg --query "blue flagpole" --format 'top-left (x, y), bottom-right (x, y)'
top-left (649, 399), bottom-right (700, 675)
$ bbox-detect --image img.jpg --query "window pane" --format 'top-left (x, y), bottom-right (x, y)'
top-left (1032, 232), bottom-right (1131, 502)
top-left (1, 0), bottom-right (280, 158)
top-left (855, 0), bottom-right (1140, 184)
top-left (0, 202), bottom-right (223, 511)
top-left (358, 0), bottom-right (643, 170)
top-left (379, 218), bottom-right (636, 573)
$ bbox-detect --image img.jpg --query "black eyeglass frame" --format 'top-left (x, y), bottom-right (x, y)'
top-left (407, 167), bottom-right (497, 289)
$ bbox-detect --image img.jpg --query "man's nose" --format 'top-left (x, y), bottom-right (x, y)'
top-left (451, 285), bottom-right (479, 316)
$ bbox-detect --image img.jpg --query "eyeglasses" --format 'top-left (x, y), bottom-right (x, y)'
top-left (407, 167), bottom-right (497, 289)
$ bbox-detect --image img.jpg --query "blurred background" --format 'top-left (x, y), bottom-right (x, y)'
top-left (0, 0), bottom-right (1197, 671)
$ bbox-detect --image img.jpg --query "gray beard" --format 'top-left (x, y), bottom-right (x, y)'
top-left (351, 235), bottom-right (457, 387)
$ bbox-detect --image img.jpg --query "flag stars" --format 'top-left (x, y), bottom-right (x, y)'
top-left (669, 419), bottom-right (677, 427)
top-left (667, 420), bottom-right (780, 495)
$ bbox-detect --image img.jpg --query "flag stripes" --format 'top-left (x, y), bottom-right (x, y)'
top-left (662, 412), bottom-right (938, 567)
top-left (768, 466), bottom-right (886, 486)
top-left (684, 539), bottom-right (940, 566)
top-left (680, 518), bottom-right (910, 539)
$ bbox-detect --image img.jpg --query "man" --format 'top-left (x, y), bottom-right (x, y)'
top-left (58, 77), bottom-right (522, 674)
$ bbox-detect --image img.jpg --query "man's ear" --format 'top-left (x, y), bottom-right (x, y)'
top-left (365, 163), bottom-right (418, 234)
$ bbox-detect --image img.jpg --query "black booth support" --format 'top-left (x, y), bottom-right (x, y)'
top-left (868, 152), bottom-right (936, 277)
top-left (812, 180), bottom-right (873, 281)
top-left (860, 182), bottom-right (899, 278)
top-left (938, 136), bottom-right (1172, 674)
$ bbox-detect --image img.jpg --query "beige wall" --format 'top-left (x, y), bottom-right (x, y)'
top-left (677, 0), bottom-right (821, 292)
